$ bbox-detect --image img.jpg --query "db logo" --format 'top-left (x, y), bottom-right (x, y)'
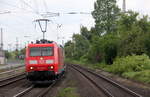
top-left (39, 58), bottom-right (45, 64)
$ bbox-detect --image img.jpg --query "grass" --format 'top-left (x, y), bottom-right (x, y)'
top-left (56, 87), bottom-right (79, 97)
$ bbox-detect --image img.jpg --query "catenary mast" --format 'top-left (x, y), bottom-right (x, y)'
top-left (122, 0), bottom-right (126, 12)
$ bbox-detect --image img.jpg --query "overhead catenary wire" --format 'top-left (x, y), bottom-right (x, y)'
top-left (20, 0), bottom-right (40, 15)
top-left (0, 1), bottom-right (43, 32)
top-left (0, 1), bottom-right (33, 13)
top-left (0, 0), bottom-right (42, 18)
top-left (0, 0), bottom-right (93, 50)
top-left (0, 0), bottom-right (91, 18)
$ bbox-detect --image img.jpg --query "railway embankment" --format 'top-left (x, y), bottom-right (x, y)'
top-left (65, 56), bottom-right (150, 97)
top-left (65, 55), bottom-right (150, 84)
top-left (48, 64), bottom-right (150, 97)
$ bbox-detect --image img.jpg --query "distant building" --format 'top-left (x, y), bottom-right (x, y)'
top-left (0, 50), bottom-right (5, 64)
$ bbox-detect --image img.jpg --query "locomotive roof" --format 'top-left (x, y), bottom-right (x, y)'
top-left (27, 39), bottom-right (63, 48)
top-left (28, 42), bottom-right (63, 48)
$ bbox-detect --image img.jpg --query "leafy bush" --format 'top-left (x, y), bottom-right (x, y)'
top-left (105, 54), bottom-right (150, 75)
top-left (123, 70), bottom-right (150, 83)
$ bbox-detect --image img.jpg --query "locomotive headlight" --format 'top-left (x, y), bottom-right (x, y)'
top-left (46, 60), bottom-right (54, 64)
top-left (29, 60), bottom-right (37, 64)
top-left (30, 67), bottom-right (34, 70)
top-left (48, 66), bottom-right (54, 69)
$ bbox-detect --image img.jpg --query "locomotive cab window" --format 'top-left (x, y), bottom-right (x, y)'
top-left (42, 47), bottom-right (53, 56)
top-left (30, 47), bottom-right (41, 56)
top-left (30, 47), bottom-right (53, 56)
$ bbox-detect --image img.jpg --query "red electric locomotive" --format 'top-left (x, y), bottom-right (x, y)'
top-left (25, 40), bottom-right (65, 82)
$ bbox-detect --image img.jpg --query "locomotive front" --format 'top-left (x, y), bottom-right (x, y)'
top-left (25, 41), bottom-right (64, 82)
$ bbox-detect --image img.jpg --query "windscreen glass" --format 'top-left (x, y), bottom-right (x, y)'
top-left (42, 47), bottom-right (53, 56)
top-left (30, 47), bottom-right (53, 56)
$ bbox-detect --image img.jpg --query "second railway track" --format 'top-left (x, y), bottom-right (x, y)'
top-left (70, 64), bottom-right (143, 97)
top-left (0, 73), bottom-right (32, 97)
top-left (0, 73), bottom-right (26, 87)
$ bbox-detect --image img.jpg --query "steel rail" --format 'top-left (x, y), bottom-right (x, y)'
top-left (37, 73), bottom-right (65, 97)
top-left (37, 81), bottom-right (57, 97)
top-left (13, 73), bottom-right (64, 97)
top-left (70, 65), bottom-right (114, 97)
top-left (13, 85), bottom-right (34, 97)
top-left (73, 64), bottom-right (143, 97)
top-left (0, 74), bottom-right (26, 87)
top-left (0, 73), bottom-right (25, 82)
top-left (0, 66), bottom-right (24, 75)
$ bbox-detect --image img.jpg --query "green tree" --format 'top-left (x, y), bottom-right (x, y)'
top-left (92, 0), bottom-right (120, 34)
top-left (117, 11), bottom-right (150, 56)
top-left (72, 34), bottom-right (90, 60)
top-left (86, 36), bottom-right (102, 63)
top-left (64, 41), bottom-right (75, 59)
top-left (116, 11), bottom-right (139, 36)
top-left (102, 34), bottom-right (119, 64)
top-left (80, 26), bottom-right (91, 41)
top-left (86, 34), bottom-right (119, 64)
top-left (143, 33), bottom-right (150, 57)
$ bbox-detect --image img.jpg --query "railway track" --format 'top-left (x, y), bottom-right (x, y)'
top-left (70, 64), bottom-right (143, 97)
top-left (0, 73), bottom-right (26, 87)
top-left (0, 66), bottom-right (25, 80)
top-left (13, 75), bottom-right (64, 97)
top-left (0, 66), bottom-right (24, 75)
top-left (0, 73), bottom-right (30, 97)
top-left (13, 82), bottom-right (56, 97)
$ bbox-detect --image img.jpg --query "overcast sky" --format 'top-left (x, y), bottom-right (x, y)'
top-left (0, 0), bottom-right (150, 50)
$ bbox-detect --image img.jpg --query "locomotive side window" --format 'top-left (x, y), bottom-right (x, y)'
top-left (30, 47), bottom-right (41, 56)
top-left (30, 47), bottom-right (53, 56)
